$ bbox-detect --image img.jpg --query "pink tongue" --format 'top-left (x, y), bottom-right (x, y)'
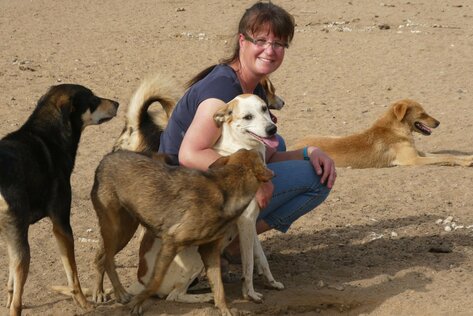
top-left (261, 135), bottom-right (279, 149)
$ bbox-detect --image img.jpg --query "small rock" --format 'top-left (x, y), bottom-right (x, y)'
top-left (443, 216), bottom-right (454, 224)
top-left (328, 284), bottom-right (345, 291)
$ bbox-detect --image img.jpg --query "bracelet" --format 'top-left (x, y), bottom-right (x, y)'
top-left (302, 146), bottom-right (310, 160)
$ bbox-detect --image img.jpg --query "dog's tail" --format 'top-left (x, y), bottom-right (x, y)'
top-left (113, 74), bottom-right (179, 153)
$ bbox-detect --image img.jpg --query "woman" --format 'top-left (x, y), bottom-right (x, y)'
top-left (160, 2), bottom-right (336, 262)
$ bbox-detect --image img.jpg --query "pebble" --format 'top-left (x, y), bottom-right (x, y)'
top-left (443, 216), bottom-right (454, 224)
top-left (328, 284), bottom-right (345, 291)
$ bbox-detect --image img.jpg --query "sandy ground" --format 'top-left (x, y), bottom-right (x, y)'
top-left (1, 0), bottom-right (473, 315)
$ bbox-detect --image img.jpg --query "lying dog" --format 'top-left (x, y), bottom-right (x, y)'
top-left (0, 84), bottom-right (118, 316)
top-left (292, 99), bottom-right (473, 168)
top-left (91, 149), bottom-right (274, 315)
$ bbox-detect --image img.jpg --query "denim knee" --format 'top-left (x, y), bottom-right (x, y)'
top-left (276, 183), bottom-right (330, 232)
top-left (261, 162), bottom-right (332, 233)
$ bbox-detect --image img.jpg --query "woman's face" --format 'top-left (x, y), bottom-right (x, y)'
top-left (239, 28), bottom-right (287, 77)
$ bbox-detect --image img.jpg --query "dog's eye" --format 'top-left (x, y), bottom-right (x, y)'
top-left (261, 105), bottom-right (268, 112)
top-left (243, 114), bottom-right (253, 120)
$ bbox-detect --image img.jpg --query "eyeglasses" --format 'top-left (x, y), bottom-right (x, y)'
top-left (243, 34), bottom-right (289, 51)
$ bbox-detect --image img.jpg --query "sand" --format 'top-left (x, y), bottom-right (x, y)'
top-left (1, 0), bottom-right (473, 315)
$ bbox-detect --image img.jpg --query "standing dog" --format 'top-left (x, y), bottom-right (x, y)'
top-left (92, 75), bottom-right (284, 305)
top-left (91, 149), bottom-right (274, 315)
top-left (292, 99), bottom-right (473, 168)
top-left (0, 84), bottom-right (118, 316)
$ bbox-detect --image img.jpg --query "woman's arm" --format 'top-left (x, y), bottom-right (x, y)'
top-left (267, 146), bottom-right (337, 189)
top-left (179, 98), bottom-right (226, 170)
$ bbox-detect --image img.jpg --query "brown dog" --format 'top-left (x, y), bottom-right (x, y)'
top-left (292, 99), bottom-right (473, 168)
top-left (0, 84), bottom-right (118, 316)
top-left (91, 149), bottom-right (273, 315)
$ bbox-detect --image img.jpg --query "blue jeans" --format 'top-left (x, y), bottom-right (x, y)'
top-left (258, 136), bottom-right (331, 232)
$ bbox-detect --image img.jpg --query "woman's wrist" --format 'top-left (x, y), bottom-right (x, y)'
top-left (302, 146), bottom-right (318, 161)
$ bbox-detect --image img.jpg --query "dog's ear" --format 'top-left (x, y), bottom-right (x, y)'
top-left (393, 101), bottom-right (408, 121)
top-left (209, 155), bottom-right (229, 169)
top-left (213, 104), bottom-right (227, 127)
top-left (213, 100), bottom-right (236, 127)
top-left (256, 166), bottom-right (274, 183)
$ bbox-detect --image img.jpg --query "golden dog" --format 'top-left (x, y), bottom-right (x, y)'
top-left (292, 99), bottom-right (473, 168)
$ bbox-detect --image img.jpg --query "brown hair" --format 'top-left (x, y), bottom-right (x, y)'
top-left (187, 1), bottom-right (295, 88)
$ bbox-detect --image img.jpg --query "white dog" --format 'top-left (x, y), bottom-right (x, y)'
top-left (92, 75), bottom-right (285, 304)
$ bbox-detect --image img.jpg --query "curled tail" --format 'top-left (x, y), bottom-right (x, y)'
top-left (114, 74), bottom-right (179, 153)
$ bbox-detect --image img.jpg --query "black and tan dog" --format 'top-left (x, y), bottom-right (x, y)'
top-left (91, 149), bottom-right (273, 316)
top-left (0, 84), bottom-right (118, 316)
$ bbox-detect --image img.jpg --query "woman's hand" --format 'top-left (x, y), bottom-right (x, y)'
top-left (256, 181), bottom-right (274, 209)
top-left (308, 146), bottom-right (336, 189)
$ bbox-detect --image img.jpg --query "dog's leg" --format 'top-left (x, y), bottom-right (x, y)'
top-left (253, 237), bottom-right (284, 290)
top-left (5, 229), bottom-right (30, 316)
top-left (414, 152), bottom-right (473, 166)
top-left (129, 239), bottom-right (177, 315)
top-left (164, 247), bottom-right (209, 303)
top-left (99, 214), bottom-right (139, 304)
top-left (51, 220), bottom-right (90, 310)
top-left (199, 239), bottom-right (232, 316)
top-left (136, 229), bottom-right (159, 288)
top-left (238, 198), bottom-right (264, 302)
top-left (165, 260), bottom-right (213, 304)
top-left (92, 242), bottom-right (109, 303)
top-left (395, 149), bottom-right (473, 167)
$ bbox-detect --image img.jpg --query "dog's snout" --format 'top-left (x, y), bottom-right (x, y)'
top-left (266, 124), bottom-right (277, 136)
top-left (111, 100), bottom-right (120, 109)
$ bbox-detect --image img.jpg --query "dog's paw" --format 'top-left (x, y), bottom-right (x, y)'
top-left (77, 299), bottom-right (93, 311)
top-left (267, 280), bottom-right (284, 290)
top-left (6, 291), bottom-right (13, 308)
top-left (116, 291), bottom-right (133, 305)
top-left (244, 290), bottom-right (263, 303)
top-left (219, 307), bottom-right (235, 316)
top-left (129, 299), bottom-right (144, 316)
top-left (92, 290), bottom-right (109, 303)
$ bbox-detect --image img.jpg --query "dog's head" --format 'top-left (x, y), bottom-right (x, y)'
top-left (260, 76), bottom-right (285, 110)
top-left (210, 149), bottom-right (274, 183)
top-left (38, 84), bottom-right (119, 130)
top-left (392, 99), bottom-right (440, 136)
top-left (213, 94), bottom-right (279, 149)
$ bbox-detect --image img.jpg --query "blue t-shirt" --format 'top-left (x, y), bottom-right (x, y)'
top-left (159, 64), bottom-right (266, 163)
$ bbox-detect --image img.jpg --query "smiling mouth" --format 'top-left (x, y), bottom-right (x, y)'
top-left (415, 122), bottom-right (432, 135)
top-left (248, 132), bottom-right (279, 149)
